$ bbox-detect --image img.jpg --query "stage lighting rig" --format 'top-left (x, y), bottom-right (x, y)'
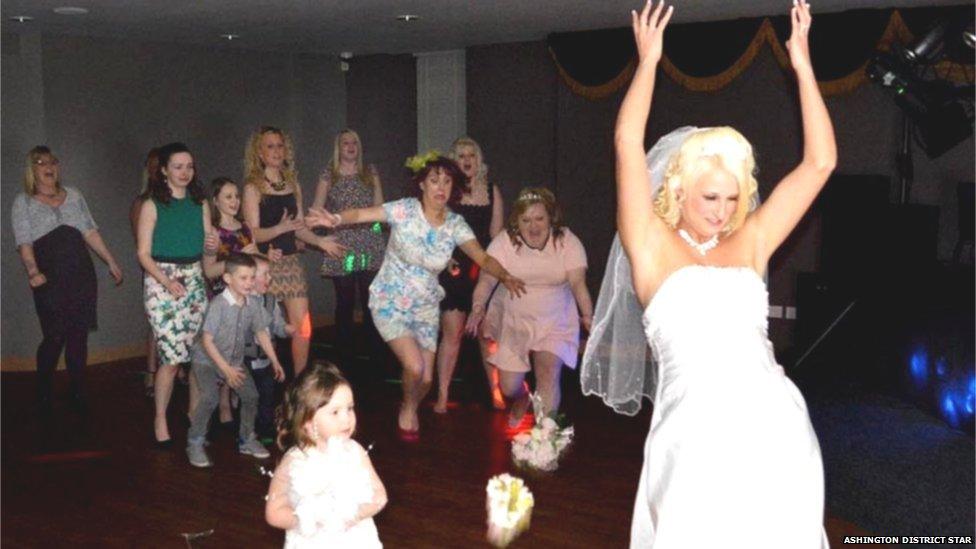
top-left (867, 17), bottom-right (974, 160)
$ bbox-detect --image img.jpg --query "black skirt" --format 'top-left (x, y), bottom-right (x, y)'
top-left (31, 225), bottom-right (97, 337)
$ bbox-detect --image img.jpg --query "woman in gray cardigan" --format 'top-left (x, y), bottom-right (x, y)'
top-left (12, 146), bottom-right (123, 414)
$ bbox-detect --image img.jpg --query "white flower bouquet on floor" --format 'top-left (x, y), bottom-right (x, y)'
top-left (485, 473), bottom-right (534, 547)
top-left (510, 393), bottom-right (574, 472)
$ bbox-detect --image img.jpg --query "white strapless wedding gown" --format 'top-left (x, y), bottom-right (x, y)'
top-left (631, 266), bottom-right (828, 548)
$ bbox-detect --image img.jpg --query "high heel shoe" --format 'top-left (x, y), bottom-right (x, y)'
top-left (396, 426), bottom-right (419, 443)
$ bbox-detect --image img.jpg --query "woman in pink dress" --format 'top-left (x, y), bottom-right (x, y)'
top-left (466, 188), bottom-right (594, 424)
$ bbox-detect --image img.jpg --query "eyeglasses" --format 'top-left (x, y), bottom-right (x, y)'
top-left (34, 159), bottom-right (60, 167)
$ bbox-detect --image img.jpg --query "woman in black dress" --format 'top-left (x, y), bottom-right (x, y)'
top-left (12, 146), bottom-right (124, 413)
top-left (434, 137), bottom-right (505, 413)
top-left (242, 126), bottom-right (345, 376)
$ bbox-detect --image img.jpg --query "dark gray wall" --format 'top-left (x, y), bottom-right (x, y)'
top-left (1, 32), bottom-right (346, 366)
top-left (467, 41), bottom-right (558, 203)
top-left (464, 41), bottom-right (973, 349)
top-left (345, 54), bottom-right (418, 200)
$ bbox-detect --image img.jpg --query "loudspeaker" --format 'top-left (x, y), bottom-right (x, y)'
top-left (816, 174), bottom-right (891, 281)
top-left (815, 174), bottom-right (939, 284)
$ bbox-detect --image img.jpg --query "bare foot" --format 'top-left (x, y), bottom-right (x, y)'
top-left (154, 416), bottom-right (171, 442)
top-left (491, 386), bottom-right (506, 411)
top-left (508, 394), bottom-right (530, 428)
top-left (398, 404), bottom-right (418, 431)
top-left (433, 399), bottom-right (448, 414)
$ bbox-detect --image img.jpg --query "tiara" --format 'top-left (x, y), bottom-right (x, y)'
top-left (516, 192), bottom-right (544, 203)
top-left (404, 150), bottom-right (442, 173)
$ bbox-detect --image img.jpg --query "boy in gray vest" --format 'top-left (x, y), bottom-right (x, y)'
top-left (187, 254), bottom-right (285, 467)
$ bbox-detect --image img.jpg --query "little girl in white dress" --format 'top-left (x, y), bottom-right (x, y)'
top-left (265, 362), bottom-right (387, 548)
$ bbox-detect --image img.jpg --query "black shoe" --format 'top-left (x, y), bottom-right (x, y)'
top-left (69, 393), bottom-right (88, 415)
top-left (155, 437), bottom-right (174, 449)
top-left (36, 397), bottom-right (54, 420)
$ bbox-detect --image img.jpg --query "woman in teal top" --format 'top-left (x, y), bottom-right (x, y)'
top-left (136, 141), bottom-right (211, 446)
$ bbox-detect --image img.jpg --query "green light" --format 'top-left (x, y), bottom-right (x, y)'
top-left (371, 222), bottom-right (382, 234)
top-left (343, 252), bottom-right (356, 273)
top-left (896, 87), bottom-right (906, 95)
top-left (359, 253), bottom-right (369, 270)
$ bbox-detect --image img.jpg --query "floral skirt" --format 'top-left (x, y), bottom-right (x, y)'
top-left (144, 262), bottom-right (207, 365)
top-left (269, 254), bottom-right (308, 301)
top-left (368, 289), bottom-right (440, 353)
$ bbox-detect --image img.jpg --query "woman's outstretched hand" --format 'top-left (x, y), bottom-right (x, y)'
top-left (305, 207), bottom-right (341, 229)
top-left (786, 0), bottom-right (814, 76)
top-left (633, 0), bottom-right (673, 66)
top-left (464, 308), bottom-right (485, 337)
top-left (501, 273), bottom-right (527, 299)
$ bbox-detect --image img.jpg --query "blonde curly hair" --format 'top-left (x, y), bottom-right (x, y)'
top-left (243, 126), bottom-right (298, 196)
top-left (652, 127), bottom-right (758, 235)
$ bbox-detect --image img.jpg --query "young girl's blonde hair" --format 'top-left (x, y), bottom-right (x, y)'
top-left (653, 127), bottom-right (758, 235)
top-left (276, 361), bottom-right (350, 450)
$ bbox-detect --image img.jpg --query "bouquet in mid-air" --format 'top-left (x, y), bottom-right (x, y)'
top-left (485, 473), bottom-right (534, 547)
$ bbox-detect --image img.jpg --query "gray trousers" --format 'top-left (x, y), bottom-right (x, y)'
top-left (187, 362), bottom-right (258, 445)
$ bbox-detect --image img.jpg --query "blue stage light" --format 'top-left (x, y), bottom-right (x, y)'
top-left (965, 375), bottom-right (976, 416)
top-left (908, 347), bottom-right (928, 387)
top-left (940, 388), bottom-right (960, 428)
top-left (935, 356), bottom-right (948, 378)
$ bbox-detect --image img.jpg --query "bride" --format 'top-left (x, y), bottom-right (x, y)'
top-left (582, 1), bottom-right (836, 547)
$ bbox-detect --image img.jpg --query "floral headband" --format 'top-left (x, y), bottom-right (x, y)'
top-left (404, 150), bottom-right (442, 174)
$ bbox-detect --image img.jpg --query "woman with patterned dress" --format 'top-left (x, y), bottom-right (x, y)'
top-left (13, 146), bottom-right (124, 414)
top-left (136, 142), bottom-right (211, 445)
top-left (306, 154), bottom-right (525, 441)
top-left (242, 126), bottom-right (346, 376)
top-left (311, 129), bottom-right (384, 367)
top-left (434, 137), bottom-right (505, 414)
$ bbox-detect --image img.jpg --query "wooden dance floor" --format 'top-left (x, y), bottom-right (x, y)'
top-left (2, 352), bottom-right (882, 547)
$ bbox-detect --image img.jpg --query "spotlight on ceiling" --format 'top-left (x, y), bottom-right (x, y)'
top-left (396, 15), bottom-right (419, 22)
top-left (9, 15), bottom-right (33, 23)
top-left (220, 34), bottom-right (241, 41)
top-left (53, 7), bottom-right (88, 15)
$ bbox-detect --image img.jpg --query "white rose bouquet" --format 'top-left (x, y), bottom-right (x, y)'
top-left (510, 393), bottom-right (574, 472)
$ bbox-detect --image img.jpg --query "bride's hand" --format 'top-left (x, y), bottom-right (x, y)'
top-left (632, 0), bottom-right (674, 67)
top-left (786, 0), bottom-right (814, 76)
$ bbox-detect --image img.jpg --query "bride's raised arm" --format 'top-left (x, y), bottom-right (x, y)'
top-left (615, 1), bottom-right (673, 251)
top-left (615, 1), bottom-right (673, 297)
top-left (751, 0), bottom-right (836, 263)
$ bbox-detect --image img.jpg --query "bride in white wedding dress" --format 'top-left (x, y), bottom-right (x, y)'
top-left (581, 1), bottom-right (836, 547)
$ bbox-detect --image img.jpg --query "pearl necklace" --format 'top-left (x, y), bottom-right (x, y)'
top-left (678, 229), bottom-right (718, 256)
